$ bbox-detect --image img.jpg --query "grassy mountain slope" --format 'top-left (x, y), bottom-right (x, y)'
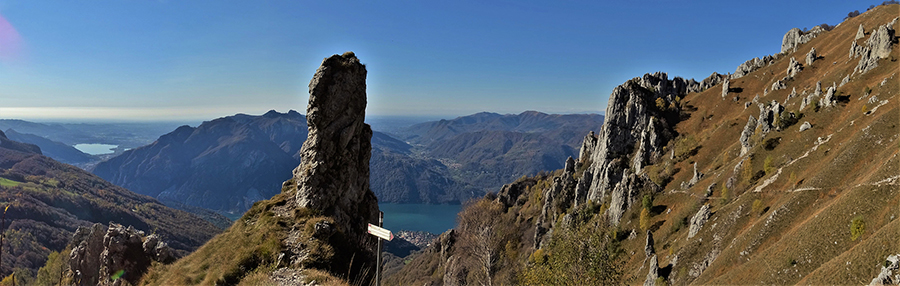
top-left (389, 4), bottom-right (899, 285)
top-left (0, 132), bottom-right (222, 280)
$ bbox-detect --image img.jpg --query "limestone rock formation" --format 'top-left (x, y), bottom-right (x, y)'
top-left (699, 72), bottom-right (724, 91)
top-left (869, 254), bottom-right (900, 285)
top-left (805, 48), bottom-right (817, 66)
top-left (289, 52), bottom-right (379, 248)
top-left (645, 230), bottom-right (655, 258)
top-left (856, 24), bottom-right (866, 40)
top-left (852, 18), bottom-right (897, 74)
top-left (688, 204), bottom-right (711, 239)
top-left (721, 77), bottom-right (730, 98)
top-left (822, 83), bottom-right (836, 107)
top-left (771, 78), bottom-right (787, 91)
top-left (579, 131), bottom-right (598, 161)
top-left (68, 223), bottom-right (174, 286)
top-left (732, 55), bottom-right (776, 79)
top-left (739, 116), bottom-right (757, 156)
top-left (688, 162), bottom-right (703, 187)
top-left (644, 255), bottom-right (660, 286)
top-left (798, 121), bottom-right (812, 132)
top-left (782, 26), bottom-right (824, 54)
top-left (840, 75), bottom-right (850, 87)
top-left (787, 57), bottom-right (803, 78)
top-left (583, 72), bottom-right (687, 224)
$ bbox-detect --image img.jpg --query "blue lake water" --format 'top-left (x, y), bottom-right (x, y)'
top-left (378, 203), bottom-right (462, 235)
top-left (73, 143), bottom-right (118, 155)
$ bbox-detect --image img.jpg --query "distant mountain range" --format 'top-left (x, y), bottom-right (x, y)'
top-left (0, 130), bottom-right (221, 278)
top-left (3, 129), bottom-right (96, 165)
top-left (90, 110), bottom-right (602, 215)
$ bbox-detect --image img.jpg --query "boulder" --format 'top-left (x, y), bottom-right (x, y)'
top-left (290, 52), bottom-right (379, 248)
top-left (805, 48), bottom-right (817, 66)
top-left (688, 204), bottom-right (711, 239)
top-left (823, 83), bottom-right (836, 107)
top-left (798, 121), bottom-right (812, 132)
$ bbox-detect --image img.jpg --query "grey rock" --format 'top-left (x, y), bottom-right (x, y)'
top-left (853, 20), bottom-right (896, 74)
top-left (739, 116), bottom-right (758, 156)
top-left (805, 48), bottom-right (817, 66)
top-left (699, 72), bottom-right (724, 91)
top-left (706, 183), bottom-right (717, 197)
top-left (645, 230), bottom-right (655, 258)
top-left (733, 55), bottom-right (776, 79)
top-left (565, 156), bottom-right (576, 174)
top-left (869, 254), bottom-right (900, 285)
top-left (787, 57), bottom-right (803, 78)
top-left (579, 131), bottom-right (598, 162)
top-left (744, 102), bottom-right (752, 109)
top-left (68, 223), bottom-right (173, 286)
top-left (757, 100), bottom-right (784, 133)
top-left (798, 121), bottom-right (812, 132)
top-left (721, 77), bottom-right (730, 98)
top-left (823, 83), bottom-right (836, 107)
top-left (290, 52), bottom-right (379, 248)
top-left (688, 162), bottom-right (703, 186)
top-left (644, 255), bottom-right (660, 286)
top-left (586, 72), bottom-right (683, 208)
top-left (856, 24), bottom-right (865, 40)
top-left (782, 26), bottom-right (824, 54)
top-left (688, 204), bottom-right (711, 239)
top-left (786, 87), bottom-right (797, 103)
top-left (574, 170), bottom-right (592, 208)
top-left (771, 78), bottom-right (787, 91)
top-left (840, 75), bottom-right (850, 87)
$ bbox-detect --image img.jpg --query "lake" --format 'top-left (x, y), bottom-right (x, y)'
top-left (73, 143), bottom-right (118, 155)
top-left (378, 203), bottom-right (462, 235)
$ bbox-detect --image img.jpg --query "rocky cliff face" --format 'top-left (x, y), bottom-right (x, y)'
top-left (582, 72), bottom-right (692, 224)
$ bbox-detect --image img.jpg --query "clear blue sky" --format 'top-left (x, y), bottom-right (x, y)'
top-left (0, 0), bottom-right (873, 121)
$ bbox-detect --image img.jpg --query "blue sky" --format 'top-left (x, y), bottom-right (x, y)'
top-left (0, 0), bottom-right (873, 121)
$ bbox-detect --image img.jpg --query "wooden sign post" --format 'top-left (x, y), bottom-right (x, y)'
top-left (367, 212), bottom-right (392, 286)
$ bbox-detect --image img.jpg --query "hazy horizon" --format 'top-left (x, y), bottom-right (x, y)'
top-left (0, 1), bottom-right (870, 121)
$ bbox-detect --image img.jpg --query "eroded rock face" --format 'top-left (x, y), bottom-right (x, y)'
top-left (688, 204), bottom-right (711, 239)
top-left (721, 77), bottom-right (730, 98)
top-left (579, 131), bottom-right (598, 161)
top-left (869, 254), bottom-right (900, 285)
top-left (583, 72), bottom-right (686, 224)
top-left (822, 83), bottom-right (836, 107)
top-left (68, 223), bottom-right (174, 286)
top-left (856, 24), bottom-right (866, 40)
top-left (290, 52), bottom-right (379, 246)
top-left (699, 72), bottom-right (724, 91)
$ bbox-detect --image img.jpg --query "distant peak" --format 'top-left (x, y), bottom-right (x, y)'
top-left (263, 110), bottom-right (282, 118)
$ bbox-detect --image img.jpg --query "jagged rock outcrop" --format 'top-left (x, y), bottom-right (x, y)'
top-left (840, 75), bottom-right (850, 87)
top-left (68, 223), bottom-right (174, 286)
top-left (732, 55), bottom-right (776, 79)
top-left (757, 100), bottom-right (785, 134)
top-left (687, 204), bottom-right (711, 239)
top-left (782, 26), bottom-right (824, 54)
top-left (869, 254), bottom-right (900, 285)
top-left (856, 24), bottom-right (866, 40)
top-left (853, 18), bottom-right (897, 74)
top-left (584, 72), bottom-right (686, 224)
top-left (689, 162), bottom-right (703, 186)
top-left (564, 156), bottom-right (575, 174)
top-left (787, 57), bottom-right (803, 78)
top-left (786, 87), bottom-right (797, 103)
top-left (645, 230), bottom-right (655, 258)
top-left (699, 72), bottom-right (724, 91)
top-left (535, 165), bottom-right (577, 248)
top-left (805, 48), bottom-right (817, 66)
top-left (288, 52), bottom-right (379, 248)
top-left (798, 121), bottom-right (812, 132)
top-left (573, 169), bottom-right (592, 208)
top-left (739, 116), bottom-right (757, 156)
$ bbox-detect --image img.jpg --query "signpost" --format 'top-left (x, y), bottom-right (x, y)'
top-left (367, 212), bottom-right (392, 286)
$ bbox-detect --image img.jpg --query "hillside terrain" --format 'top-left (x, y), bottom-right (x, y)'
top-left (0, 130), bottom-right (222, 283)
top-left (388, 4), bottom-right (900, 285)
top-left (3, 129), bottom-right (96, 166)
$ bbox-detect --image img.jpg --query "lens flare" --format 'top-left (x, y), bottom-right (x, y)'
top-left (0, 13), bottom-right (23, 62)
